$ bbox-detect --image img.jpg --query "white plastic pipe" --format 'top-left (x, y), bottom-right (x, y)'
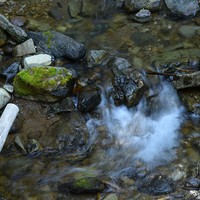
top-left (0, 103), bottom-right (19, 152)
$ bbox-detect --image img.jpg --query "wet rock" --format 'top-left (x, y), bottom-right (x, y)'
top-left (27, 139), bottom-right (43, 154)
top-left (1, 62), bottom-right (19, 83)
top-left (138, 173), bottom-right (175, 195)
top-left (0, 88), bottom-right (11, 109)
top-left (56, 97), bottom-right (76, 113)
top-left (173, 71), bottom-right (200, 89)
top-left (10, 16), bottom-right (26, 27)
top-left (0, 28), bottom-right (7, 47)
top-left (68, 0), bottom-right (82, 18)
top-left (134, 9), bottom-right (152, 23)
top-left (0, 14), bottom-right (27, 43)
top-left (109, 57), bottom-right (147, 107)
top-left (184, 177), bottom-right (200, 190)
top-left (3, 84), bottom-right (14, 93)
top-left (27, 31), bottom-right (86, 60)
top-left (179, 25), bottom-right (200, 38)
top-left (87, 50), bottom-right (109, 68)
top-left (165, 0), bottom-right (200, 17)
top-left (78, 86), bottom-right (101, 113)
top-left (103, 194), bottom-right (118, 200)
top-left (23, 54), bottom-right (52, 69)
top-left (14, 135), bottom-right (27, 154)
top-left (13, 66), bottom-right (74, 102)
top-left (13, 38), bottom-right (36, 57)
top-left (58, 177), bottom-right (105, 194)
top-left (125, 0), bottom-right (161, 12)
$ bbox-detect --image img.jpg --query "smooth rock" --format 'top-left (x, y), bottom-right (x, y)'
top-left (179, 25), bottom-right (200, 38)
top-left (13, 39), bottom-right (36, 57)
top-left (27, 31), bottom-right (86, 60)
top-left (10, 16), bottom-right (26, 27)
top-left (0, 14), bottom-right (27, 42)
top-left (87, 50), bottom-right (108, 67)
top-left (0, 88), bottom-right (11, 109)
top-left (3, 84), bottom-right (14, 93)
top-left (125, 0), bottom-right (161, 12)
top-left (134, 9), bottom-right (151, 23)
top-left (58, 177), bottom-right (105, 194)
top-left (78, 86), bottom-right (101, 113)
top-left (165, 0), bottom-right (200, 17)
top-left (23, 54), bottom-right (52, 69)
top-left (13, 66), bottom-right (74, 102)
top-left (0, 28), bottom-right (7, 47)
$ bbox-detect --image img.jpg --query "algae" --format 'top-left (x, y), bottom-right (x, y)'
top-left (43, 31), bottom-right (54, 48)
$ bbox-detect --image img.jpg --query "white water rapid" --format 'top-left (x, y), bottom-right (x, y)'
top-left (87, 80), bottom-right (184, 170)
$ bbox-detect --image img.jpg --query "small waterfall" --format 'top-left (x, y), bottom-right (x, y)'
top-left (87, 80), bottom-right (184, 170)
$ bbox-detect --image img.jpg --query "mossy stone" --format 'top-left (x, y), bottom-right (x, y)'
top-left (13, 66), bottom-right (74, 102)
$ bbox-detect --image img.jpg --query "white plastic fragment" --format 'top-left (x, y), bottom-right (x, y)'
top-left (0, 103), bottom-right (19, 152)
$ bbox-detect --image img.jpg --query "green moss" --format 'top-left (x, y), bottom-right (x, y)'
top-left (74, 178), bottom-right (93, 189)
top-left (43, 31), bottom-right (54, 48)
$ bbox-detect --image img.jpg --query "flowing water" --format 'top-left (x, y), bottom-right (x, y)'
top-left (0, 0), bottom-right (200, 199)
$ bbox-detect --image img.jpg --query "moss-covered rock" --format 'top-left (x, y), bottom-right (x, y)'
top-left (58, 177), bottom-right (105, 194)
top-left (13, 66), bottom-right (74, 102)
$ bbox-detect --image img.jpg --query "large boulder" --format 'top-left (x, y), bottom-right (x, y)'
top-left (165, 0), bottom-right (200, 17)
top-left (27, 31), bottom-right (86, 60)
top-left (109, 57), bottom-right (147, 107)
top-left (125, 0), bottom-right (161, 12)
top-left (13, 66), bottom-right (74, 102)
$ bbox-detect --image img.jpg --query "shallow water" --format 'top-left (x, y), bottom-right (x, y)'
top-left (0, 0), bottom-right (200, 199)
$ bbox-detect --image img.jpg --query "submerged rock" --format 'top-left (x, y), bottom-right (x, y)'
top-left (165, 0), bottom-right (200, 17)
top-left (27, 30), bottom-right (86, 60)
top-left (0, 14), bottom-right (27, 43)
top-left (109, 57), bottom-right (147, 107)
top-left (125, 0), bottom-right (161, 12)
top-left (134, 9), bottom-right (152, 23)
top-left (58, 177), bottom-right (105, 193)
top-left (138, 173), bottom-right (175, 195)
top-left (78, 86), bottom-right (101, 113)
top-left (13, 66), bottom-right (74, 102)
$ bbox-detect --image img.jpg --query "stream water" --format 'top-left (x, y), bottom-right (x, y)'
top-left (0, 0), bottom-right (200, 199)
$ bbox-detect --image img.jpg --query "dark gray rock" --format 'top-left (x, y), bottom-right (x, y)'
top-left (165, 0), bottom-right (200, 17)
top-left (27, 30), bottom-right (86, 60)
top-left (138, 173), bottom-right (175, 195)
top-left (0, 14), bottom-right (27, 43)
top-left (78, 86), bottom-right (101, 112)
top-left (58, 177), bottom-right (105, 194)
top-left (125, 0), bottom-right (161, 12)
top-left (109, 57), bottom-right (147, 107)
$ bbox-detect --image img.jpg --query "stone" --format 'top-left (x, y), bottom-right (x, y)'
top-left (103, 194), bottom-right (118, 200)
top-left (179, 25), bottom-right (200, 38)
top-left (13, 66), bottom-right (74, 102)
top-left (134, 9), bottom-right (152, 23)
top-left (68, 0), bottom-right (82, 18)
top-left (87, 50), bottom-right (108, 68)
top-left (58, 177), bottom-right (105, 193)
top-left (125, 0), bottom-right (161, 12)
top-left (0, 14), bottom-right (27, 43)
top-left (0, 88), bottom-right (11, 109)
top-left (27, 30), bottom-right (86, 60)
top-left (184, 177), bottom-right (200, 190)
top-left (165, 0), bottom-right (200, 17)
top-left (23, 54), bottom-right (52, 69)
top-left (3, 84), bottom-right (14, 93)
top-left (78, 86), bottom-right (101, 113)
top-left (109, 57), bottom-right (147, 107)
top-left (13, 39), bottom-right (36, 57)
top-left (10, 16), bottom-right (26, 27)
top-left (0, 28), bottom-right (7, 47)
top-left (138, 173), bottom-right (175, 195)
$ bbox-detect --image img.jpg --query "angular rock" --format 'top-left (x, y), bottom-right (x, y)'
top-left (125, 0), bottom-right (161, 12)
top-left (0, 14), bottom-right (27, 42)
top-left (165, 0), bottom-right (200, 17)
top-left (58, 177), bottom-right (105, 194)
top-left (87, 50), bottom-right (108, 68)
top-left (27, 31), bottom-right (86, 60)
top-left (138, 173), bottom-right (175, 195)
top-left (0, 88), bottom-right (11, 109)
top-left (134, 9), bottom-right (152, 23)
top-left (0, 28), bottom-right (7, 47)
top-left (78, 86), bottom-right (101, 113)
top-left (13, 39), bottom-right (36, 57)
top-left (109, 57), bottom-right (147, 107)
top-left (23, 54), bottom-right (52, 69)
top-left (13, 66), bottom-right (74, 102)
top-left (3, 84), bottom-right (14, 93)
